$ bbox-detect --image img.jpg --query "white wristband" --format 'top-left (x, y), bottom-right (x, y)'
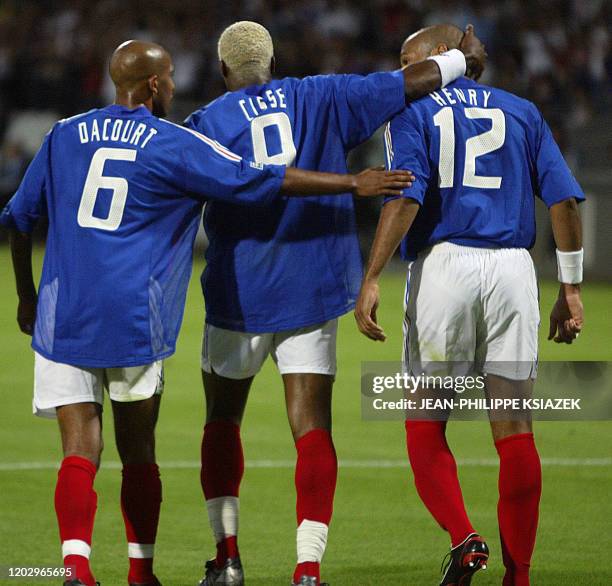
top-left (556, 248), bottom-right (583, 284)
top-left (427, 49), bottom-right (466, 87)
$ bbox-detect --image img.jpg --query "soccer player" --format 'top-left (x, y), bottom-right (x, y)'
top-left (2, 40), bottom-right (414, 586)
top-left (355, 24), bottom-right (585, 586)
top-left (185, 21), bottom-right (486, 586)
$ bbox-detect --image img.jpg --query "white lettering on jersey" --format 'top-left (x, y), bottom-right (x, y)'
top-left (454, 88), bottom-right (467, 103)
top-left (77, 119), bottom-right (158, 149)
top-left (238, 89), bottom-right (288, 122)
top-left (239, 100), bottom-right (254, 122)
top-left (428, 89), bottom-right (494, 109)
top-left (429, 91), bottom-right (446, 107)
top-left (90, 119), bottom-right (100, 141)
top-left (130, 123), bottom-right (147, 145)
top-left (140, 128), bottom-right (158, 148)
top-left (266, 89), bottom-right (278, 108)
top-left (442, 88), bottom-right (457, 104)
top-left (78, 122), bottom-right (88, 143)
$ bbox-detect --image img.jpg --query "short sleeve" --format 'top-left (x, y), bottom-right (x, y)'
top-left (383, 107), bottom-right (430, 206)
top-left (0, 132), bottom-right (50, 232)
top-left (531, 107), bottom-right (585, 207)
top-left (176, 127), bottom-right (286, 207)
top-left (324, 71), bottom-right (406, 149)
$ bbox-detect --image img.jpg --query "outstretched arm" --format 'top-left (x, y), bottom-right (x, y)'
top-left (402, 25), bottom-right (486, 101)
top-left (8, 230), bottom-right (37, 335)
top-left (548, 198), bottom-right (583, 344)
top-left (355, 197), bottom-right (420, 341)
top-left (281, 166), bottom-right (414, 198)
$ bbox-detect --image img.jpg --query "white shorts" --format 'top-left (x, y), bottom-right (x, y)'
top-left (33, 352), bottom-right (164, 419)
top-left (201, 320), bottom-right (338, 379)
top-left (403, 242), bottom-right (539, 380)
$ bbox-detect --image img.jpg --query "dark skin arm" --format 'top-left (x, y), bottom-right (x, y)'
top-left (355, 197), bottom-right (421, 340)
top-left (402, 25), bottom-right (486, 101)
top-left (548, 197), bottom-right (583, 344)
top-left (9, 230), bottom-right (37, 335)
top-left (281, 166), bottom-right (414, 198)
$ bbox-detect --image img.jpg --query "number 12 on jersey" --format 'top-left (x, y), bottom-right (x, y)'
top-left (433, 107), bottom-right (505, 189)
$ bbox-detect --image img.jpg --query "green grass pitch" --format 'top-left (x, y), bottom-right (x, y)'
top-left (0, 247), bottom-right (611, 585)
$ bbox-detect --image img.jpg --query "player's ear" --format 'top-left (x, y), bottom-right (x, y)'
top-left (433, 43), bottom-right (449, 56)
top-left (148, 74), bottom-right (159, 96)
top-left (220, 60), bottom-right (229, 78)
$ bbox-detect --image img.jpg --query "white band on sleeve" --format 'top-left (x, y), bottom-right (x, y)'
top-left (427, 49), bottom-right (466, 87)
top-left (556, 248), bottom-right (584, 284)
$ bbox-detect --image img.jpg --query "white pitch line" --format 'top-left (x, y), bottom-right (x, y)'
top-left (0, 458), bottom-right (610, 472)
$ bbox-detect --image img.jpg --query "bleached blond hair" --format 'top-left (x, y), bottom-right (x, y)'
top-left (218, 21), bottom-right (274, 85)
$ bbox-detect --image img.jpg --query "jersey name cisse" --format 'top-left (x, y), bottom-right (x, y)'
top-left (238, 88), bottom-right (288, 121)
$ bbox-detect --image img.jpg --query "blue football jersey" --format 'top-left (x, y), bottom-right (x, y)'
top-left (0, 104), bottom-right (285, 367)
top-left (384, 77), bottom-right (585, 260)
top-left (185, 71), bottom-right (406, 332)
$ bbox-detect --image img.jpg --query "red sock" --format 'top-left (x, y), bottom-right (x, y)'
top-left (293, 429), bottom-right (338, 584)
top-left (405, 421), bottom-right (474, 547)
top-left (201, 420), bottom-right (244, 567)
top-left (54, 456), bottom-right (98, 586)
top-left (496, 433), bottom-right (541, 586)
top-left (121, 463), bottom-right (162, 584)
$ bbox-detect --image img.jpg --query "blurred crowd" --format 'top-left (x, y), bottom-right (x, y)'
top-left (0, 0), bottom-right (610, 204)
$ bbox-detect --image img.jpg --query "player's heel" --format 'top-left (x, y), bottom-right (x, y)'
top-left (440, 533), bottom-right (489, 585)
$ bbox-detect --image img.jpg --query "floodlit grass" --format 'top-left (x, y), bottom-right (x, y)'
top-left (1, 247), bottom-right (610, 585)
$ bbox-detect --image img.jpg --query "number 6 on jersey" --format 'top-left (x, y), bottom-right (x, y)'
top-left (77, 147), bottom-right (137, 231)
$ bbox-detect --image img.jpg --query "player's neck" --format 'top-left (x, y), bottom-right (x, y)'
top-left (114, 92), bottom-right (153, 112)
top-left (227, 74), bottom-right (272, 91)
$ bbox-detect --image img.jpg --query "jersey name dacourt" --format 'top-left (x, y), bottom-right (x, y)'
top-left (429, 87), bottom-right (493, 109)
top-left (77, 119), bottom-right (158, 149)
top-left (239, 88), bottom-right (288, 122)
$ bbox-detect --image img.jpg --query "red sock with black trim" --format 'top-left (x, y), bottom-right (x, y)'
top-left (405, 420), bottom-right (475, 547)
top-left (55, 455), bottom-right (98, 586)
top-left (201, 420), bottom-right (244, 567)
top-left (496, 432), bottom-right (541, 586)
top-left (293, 429), bottom-right (338, 584)
top-left (121, 463), bottom-right (162, 584)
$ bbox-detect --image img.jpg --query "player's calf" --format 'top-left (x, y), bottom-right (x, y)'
top-left (495, 432), bottom-right (541, 586)
top-left (201, 420), bottom-right (244, 572)
top-left (56, 403), bottom-right (103, 586)
top-left (113, 396), bottom-right (163, 586)
top-left (292, 429), bottom-right (337, 585)
top-left (405, 420), bottom-right (475, 546)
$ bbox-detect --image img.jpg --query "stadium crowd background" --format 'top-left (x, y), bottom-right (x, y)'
top-left (0, 0), bottom-right (610, 269)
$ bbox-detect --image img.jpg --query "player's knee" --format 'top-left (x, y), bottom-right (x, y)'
top-left (287, 399), bottom-right (332, 441)
top-left (206, 408), bottom-right (244, 427)
top-left (291, 418), bottom-right (331, 442)
top-left (116, 429), bottom-right (156, 465)
top-left (63, 436), bottom-right (103, 469)
top-left (491, 421), bottom-right (532, 443)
